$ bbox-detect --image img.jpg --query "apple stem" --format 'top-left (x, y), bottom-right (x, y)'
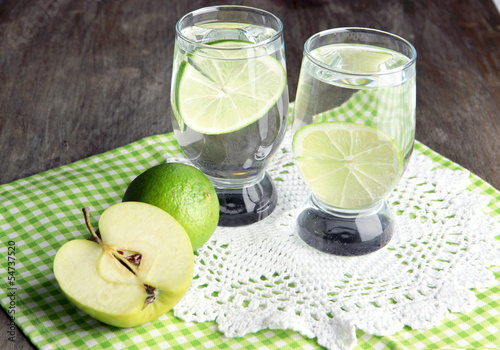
top-left (82, 207), bottom-right (103, 245)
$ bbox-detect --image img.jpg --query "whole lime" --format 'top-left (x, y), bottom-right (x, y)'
top-left (122, 163), bottom-right (219, 251)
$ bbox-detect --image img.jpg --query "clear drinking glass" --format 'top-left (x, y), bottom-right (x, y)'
top-left (292, 28), bottom-right (416, 255)
top-left (171, 6), bottom-right (289, 226)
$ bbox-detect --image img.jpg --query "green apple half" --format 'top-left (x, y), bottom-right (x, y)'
top-left (53, 202), bottom-right (194, 327)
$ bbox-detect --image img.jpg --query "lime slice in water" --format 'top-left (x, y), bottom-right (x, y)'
top-left (176, 40), bottom-right (287, 135)
top-left (292, 122), bottom-right (403, 209)
top-left (311, 44), bottom-right (400, 73)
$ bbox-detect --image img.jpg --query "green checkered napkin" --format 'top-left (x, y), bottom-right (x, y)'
top-left (1, 106), bottom-right (500, 349)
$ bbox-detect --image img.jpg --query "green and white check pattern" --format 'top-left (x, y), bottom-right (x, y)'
top-left (1, 115), bottom-right (499, 349)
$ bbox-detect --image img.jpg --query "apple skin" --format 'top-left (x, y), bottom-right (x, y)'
top-left (53, 202), bottom-right (194, 328)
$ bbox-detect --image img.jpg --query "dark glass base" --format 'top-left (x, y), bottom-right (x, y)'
top-left (217, 172), bottom-right (277, 227)
top-left (297, 197), bottom-right (393, 256)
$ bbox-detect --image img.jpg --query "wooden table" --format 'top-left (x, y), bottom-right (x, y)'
top-left (1, 1), bottom-right (499, 349)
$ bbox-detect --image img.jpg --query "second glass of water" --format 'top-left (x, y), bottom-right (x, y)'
top-left (292, 28), bottom-right (417, 255)
top-left (171, 6), bottom-right (289, 226)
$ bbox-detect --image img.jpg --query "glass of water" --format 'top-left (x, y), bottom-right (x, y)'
top-left (171, 6), bottom-right (289, 226)
top-left (292, 28), bottom-right (416, 255)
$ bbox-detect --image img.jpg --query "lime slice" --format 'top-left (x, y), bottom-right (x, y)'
top-left (293, 122), bottom-right (403, 209)
top-left (176, 40), bottom-right (287, 135)
top-left (311, 44), bottom-right (401, 73)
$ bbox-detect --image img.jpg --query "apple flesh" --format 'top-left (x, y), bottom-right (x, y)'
top-left (53, 202), bottom-right (194, 327)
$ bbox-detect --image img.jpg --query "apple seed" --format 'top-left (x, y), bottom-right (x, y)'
top-left (126, 254), bottom-right (142, 265)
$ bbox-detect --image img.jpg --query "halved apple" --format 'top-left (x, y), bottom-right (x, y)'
top-left (53, 202), bottom-right (194, 327)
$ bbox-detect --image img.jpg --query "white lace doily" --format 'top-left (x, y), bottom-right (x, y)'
top-left (171, 135), bottom-right (500, 350)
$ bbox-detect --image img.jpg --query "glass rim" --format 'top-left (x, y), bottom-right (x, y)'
top-left (175, 5), bottom-right (284, 51)
top-left (303, 27), bottom-right (417, 76)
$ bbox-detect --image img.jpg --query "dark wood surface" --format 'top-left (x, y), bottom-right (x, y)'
top-left (1, 1), bottom-right (499, 349)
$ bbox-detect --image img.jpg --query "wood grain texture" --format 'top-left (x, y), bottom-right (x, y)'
top-left (0, 0), bottom-right (499, 349)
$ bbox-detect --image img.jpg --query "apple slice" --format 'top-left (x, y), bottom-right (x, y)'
top-left (53, 202), bottom-right (194, 327)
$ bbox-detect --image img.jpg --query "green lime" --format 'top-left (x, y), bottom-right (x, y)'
top-left (311, 43), bottom-right (401, 73)
top-left (122, 163), bottom-right (219, 251)
top-left (176, 40), bottom-right (287, 135)
top-left (292, 122), bottom-right (402, 209)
